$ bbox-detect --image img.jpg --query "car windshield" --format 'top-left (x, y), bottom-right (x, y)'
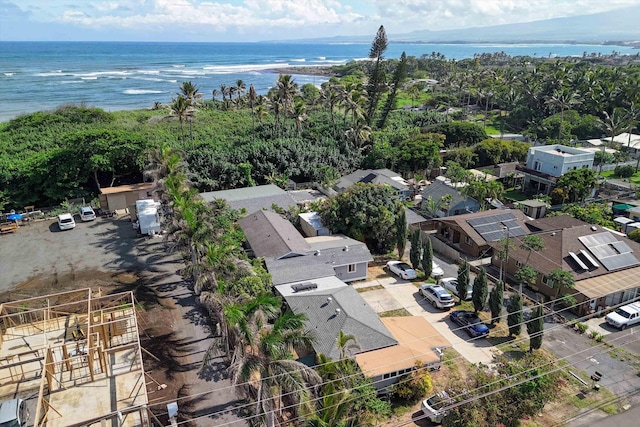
top-left (615, 308), bottom-right (632, 319)
top-left (60, 218), bottom-right (72, 223)
top-left (427, 394), bottom-right (449, 410)
top-left (398, 264), bottom-right (412, 271)
top-left (438, 292), bottom-right (453, 301)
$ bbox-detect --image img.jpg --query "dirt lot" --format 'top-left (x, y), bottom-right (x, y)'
top-left (0, 217), bottom-right (246, 426)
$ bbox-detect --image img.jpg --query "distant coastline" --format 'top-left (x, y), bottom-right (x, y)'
top-left (388, 40), bottom-right (640, 49)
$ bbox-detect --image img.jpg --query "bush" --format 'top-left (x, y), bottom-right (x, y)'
top-left (629, 229), bottom-right (640, 243)
top-left (575, 322), bottom-right (588, 334)
top-left (392, 362), bottom-right (433, 401)
top-left (615, 165), bottom-right (635, 178)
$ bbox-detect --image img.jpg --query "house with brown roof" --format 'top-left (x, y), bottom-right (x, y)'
top-left (489, 217), bottom-right (640, 315)
top-left (434, 209), bottom-right (530, 257)
top-left (99, 182), bottom-right (155, 213)
top-left (355, 316), bottom-right (451, 393)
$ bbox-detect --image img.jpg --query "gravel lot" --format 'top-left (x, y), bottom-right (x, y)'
top-left (0, 215), bottom-right (144, 294)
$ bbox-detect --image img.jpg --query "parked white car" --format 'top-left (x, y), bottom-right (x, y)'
top-left (386, 261), bottom-right (417, 280)
top-left (57, 213), bottom-right (76, 230)
top-left (78, 206), bottom-right (96, 222)
top-left (440, 277), bottom-right (473, 300)
top-left (432, 261), bottom-right (444, 278)
top-left (0, 398), bottom-right (29, 427)
top-left (420, 284), bottom-right (455, 309)
top-left (421, 391), bottom-right (451, 423)
top-left (605, 302), bottom-right (640, 330)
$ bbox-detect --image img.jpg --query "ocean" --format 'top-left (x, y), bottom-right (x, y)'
top-left (0, 41), bottom-right (637, 122)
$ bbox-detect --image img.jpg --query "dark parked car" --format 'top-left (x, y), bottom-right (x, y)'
top-left (449, 310), bottom-right (489, 338)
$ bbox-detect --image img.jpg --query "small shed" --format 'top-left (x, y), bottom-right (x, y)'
top-left (298, 212), bottom-right (330, 237)
top-left (99, 183), bottom-right (155, 213)
top-left (614, 216), bottom-right (634, 233)
top-left (515, 199), bottom-right (548, 219)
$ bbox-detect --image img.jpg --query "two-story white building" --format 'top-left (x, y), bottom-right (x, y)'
top-left (517, 145), bottom-right (594, 194)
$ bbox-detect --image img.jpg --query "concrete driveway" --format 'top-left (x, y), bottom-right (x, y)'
top-left (356, 275), bottom-right (498, 365)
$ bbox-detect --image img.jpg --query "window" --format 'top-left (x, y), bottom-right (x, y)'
top-left (515, 260), bottom-right (522, 268)
top-left (542, 275), bottom-right (551, 287)
top-left (383, 373), bottom-right (391, 379)
top-left (348, 264), bottom-right (356, 273)
top-left (582, 165), bottom-right (588, 168)
top-left (146, 191), bottom-right (152, 197)
top-left (465, 236), bottom-right (473, 246)
top-left (523, 206), bottom-right (529, 214)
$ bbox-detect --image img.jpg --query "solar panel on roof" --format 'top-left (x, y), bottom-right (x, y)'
top-left (483, 230), bottom-right (506, 241)
top-left (580, 250), bottom-right (600, 268)
top-left (610, 240), bottom-right (633, 254)
top-left (508, 226), bottom-right (527, 237)
top-left (569, 252), bottom-right (589, 271)
top-left (600, 253), bottom-right (639, 271)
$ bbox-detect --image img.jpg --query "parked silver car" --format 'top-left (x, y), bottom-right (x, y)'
top-left (419, 284), bottom-right (455, 309)
top-left (440, 277), bottom-right (473, 300)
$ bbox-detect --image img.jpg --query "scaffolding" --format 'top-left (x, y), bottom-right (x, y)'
top-left (0, 288), bottom-right (151, 426)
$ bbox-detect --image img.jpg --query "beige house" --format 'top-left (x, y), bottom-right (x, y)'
top-left (99, 182), bottom-right (155, 213)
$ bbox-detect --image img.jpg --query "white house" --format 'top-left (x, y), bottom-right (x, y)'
top-left (518, 145), bottom-right (594, 194)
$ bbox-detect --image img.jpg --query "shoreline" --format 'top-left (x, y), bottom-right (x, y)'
top-left (269, 66), bottom-right (336, 77)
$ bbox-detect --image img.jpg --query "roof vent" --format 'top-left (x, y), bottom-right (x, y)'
top-left (551, 232), bottom-right (556, 236)
top-left (291, 282), bottom-right (318, 293)
top-left (591, 226), bottom-right (598, 231)
top-left (343, 245), bottom-right (349, 251)
top-left (314, 250), bottom-right (321, 256)
top-left (335, 308), bottom-right (341, 315)
top-left (327, 297), bottom-right (332, 304)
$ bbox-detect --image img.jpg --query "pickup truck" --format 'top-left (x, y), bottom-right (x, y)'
top-left (605, 302), bottom-right (640, 330)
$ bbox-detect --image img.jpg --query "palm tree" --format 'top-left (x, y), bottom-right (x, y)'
top-left (169, 95), bottom-right (193, 145)
top-left (408, 85), bottom-right (420, 107)
top-left (248, 83), bottom-right (258, 141)
top-left (301, 383), bottom-right (356, 427)
top-left (219, 84), bottom-right (228, 101)
top-left (230, 310), bottom-right (321, 427)
top-left (519, 235), bottom-right (545, 266)
top-left (179, 81), bottom-right (201, 104)
top-left (601, 108), bottom-right (627, 154)
top-left (321, 83), bottom-right (341, 127)
top-left (547, 269), bottom-right (576, 313)
top-left (336, 330), bottom-right (360, 360)
top-left (236, 79), bottom-right (246, 100)
top-left (545, 88), bottom-right (580, 141)
top-left (292, 101), bottom-right (308, 136)
top-left (420, 195), bottom-right (452, 219)
top-left (345, 120), bottom-right (372, 153)
top-left (211, 88), bottom-right (220, 102)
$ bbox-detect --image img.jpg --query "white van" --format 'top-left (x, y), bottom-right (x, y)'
top-left (57, 213), bottom-right (76, 230)
top-left (605, 302), bottom-right (640, 330)
top-left (0, 398), bottom-right (29, 427)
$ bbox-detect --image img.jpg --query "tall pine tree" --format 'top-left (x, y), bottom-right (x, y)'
top-left (421, 236), bottom-right (433, 277)
top-left (395, 208), bottom-right (407, 260)
top-left (472, 267), bottom-right (488, 314)
top-left (365, 25), bottom-right (388, 126)
top-left (527, 303), bottom-right (544, 352)
top-left (377, 51), bottom-right (407, 129)
top-left (457, 261), bottom-right (470, 304)
top-left (507, 294), bottom-right (523, 337)
top-left (410, 229), bottom-right (421, 270)
top-left (488, 280), bottom-right (504, 324)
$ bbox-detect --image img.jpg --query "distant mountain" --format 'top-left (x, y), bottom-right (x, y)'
top-left (289, 6), bottom-right (640, 45)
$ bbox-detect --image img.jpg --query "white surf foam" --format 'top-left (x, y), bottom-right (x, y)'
top-left (200, 63), bottom-right (293, 74)
top-left (3, 73), bottom-right (14, 76)
top-left (124, 89), bottom-right (164, 95)
top-left (291, 58), bottom-right (306, 62)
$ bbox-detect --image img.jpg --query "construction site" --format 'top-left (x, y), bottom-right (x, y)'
top-left (0, 288), bottom-right (155, 426)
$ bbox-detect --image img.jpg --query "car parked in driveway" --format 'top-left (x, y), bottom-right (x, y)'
top-left (440, 277), bottom-right (472, 300)
top-left (386, 261), bottom-right (417, 280)
top-left (57, 213), bottom-right (76, 230)
top-left (421, 390), bottom-right (451, 423)
top-left (78, 206), bottom-right (96, 222)
top-left (449, 310), bottom-right (489, 338)
top-left (432, 261), bottom-right (444, 278)
top-left (420, 284), bottom-right (455, 309)
top-left (0, 398), bottom-right (29, 427)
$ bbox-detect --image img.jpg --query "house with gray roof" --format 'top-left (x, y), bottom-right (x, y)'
top-left (265, 235), bottom-right (373, 285)
top-left (238, 211), bottom-right (373, 284)
top-left (334, 169), bottom-right (411, 200)
top-left (275, 276), bottom-right (397, 361)
top-left (200, 184), bottom-right (297, 214)
top-left (238, 210), bottom-right (310, 259)
top-left (419, 179), bottom-right (480, 218)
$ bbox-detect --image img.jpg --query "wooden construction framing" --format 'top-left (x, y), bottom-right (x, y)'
top-left (0, 288), bottom-right (149, 427)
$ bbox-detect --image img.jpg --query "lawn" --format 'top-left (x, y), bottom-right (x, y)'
top-left (504, 188), bottom-right (529, 202)
top-left (599, 169), bottom-right (640, 185)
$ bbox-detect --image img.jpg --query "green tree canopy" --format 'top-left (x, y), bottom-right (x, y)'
top-left (553, 168), bottom-right (597, 203)
top-left (319, 183), bottom-right (401, 254)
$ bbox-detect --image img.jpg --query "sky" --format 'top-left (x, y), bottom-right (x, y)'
top-left (1, 0), bottom-right (640, 42)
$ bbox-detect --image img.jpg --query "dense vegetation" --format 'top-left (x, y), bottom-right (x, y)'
top-left (1, 41), bottom-right (638, 211)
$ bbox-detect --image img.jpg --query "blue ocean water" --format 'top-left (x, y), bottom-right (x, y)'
top-left (0, 41), bottom-right (636, 122)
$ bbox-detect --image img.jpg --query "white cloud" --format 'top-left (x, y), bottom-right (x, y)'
top-left (7, 0), bottom-right (640, 40)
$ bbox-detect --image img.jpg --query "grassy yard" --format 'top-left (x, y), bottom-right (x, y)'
top-left (599, 169), bottom-right (640, 185)
top-left (379, 308), bottom-right (412, 317)
top-left (504, 188), bottom-right (529, 202)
